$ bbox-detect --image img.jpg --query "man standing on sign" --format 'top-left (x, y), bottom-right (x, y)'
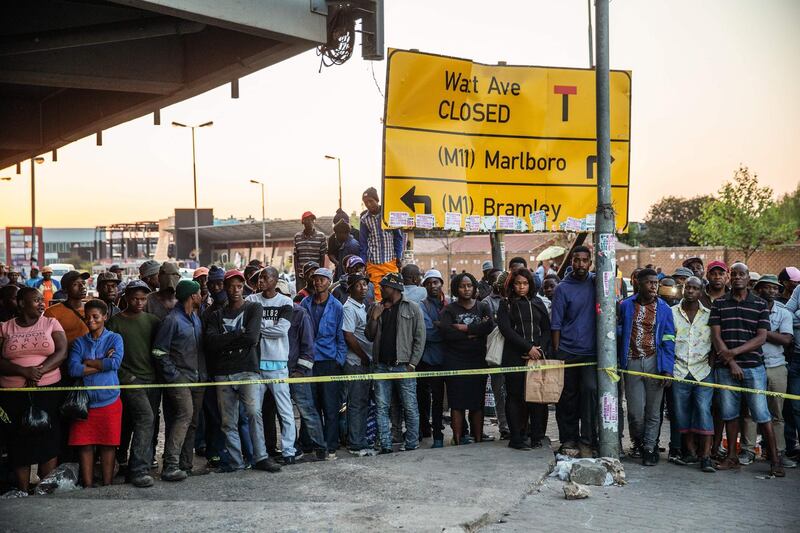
top-left (359, 187), bottom-right (404, 301)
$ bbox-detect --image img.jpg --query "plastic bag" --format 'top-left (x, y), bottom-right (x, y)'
top-left (1, 489), bottom-right (29, 499)
top-left (60, 383), bottom-right (89, 420)
top-left (20, 394), bottom-right (50, 434)
top-left (35, 463), bottom-right (79, 495)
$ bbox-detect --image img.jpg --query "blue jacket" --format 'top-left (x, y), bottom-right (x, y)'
top-left (617, 296), bottom-right (676, 375)
top-left (419, 296), bottom-right (444, 366)
top-left (550, 272), bottom-right (596, 359)
top-left (288, 304), bottom-right (316, 374)
top-left (32, 277), bottom-right (60, 290)
top-left (68, 329), bottom-right (123, 408)
top-left (301, 294), bottom-right (347, 366)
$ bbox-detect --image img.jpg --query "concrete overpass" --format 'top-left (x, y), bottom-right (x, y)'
top-left (0, 0), bottom-right (329, 170)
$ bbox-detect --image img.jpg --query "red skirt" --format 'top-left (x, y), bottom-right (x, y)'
top-left (69, 396), bottom-right (122, 446)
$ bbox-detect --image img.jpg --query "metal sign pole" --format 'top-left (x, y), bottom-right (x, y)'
top-left (594, 0), bottom-right (619, 459)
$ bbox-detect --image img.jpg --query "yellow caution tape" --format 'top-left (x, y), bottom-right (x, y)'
top-left (0, 362), bottom-right (595, 393)
top-left (599, 367), bottom-right (800, 401)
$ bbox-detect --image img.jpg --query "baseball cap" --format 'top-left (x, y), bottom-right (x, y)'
top-left (422, 269), bottom-right (444, 284)
top-left (61, 270), bottom-right (90, 288)
top-left (754, 274), bottom-right (782, 290)
top-left (193, 267), bottom-right (209, 279)
top-left (109, 264), bottom-right (123, 272)
top-left (224, 269), bottom-right (246, 282)
top-left (301, 211), bottom-right (316, 221)
top-left (346, 256), bottom-right (366, 270)
top-left (276, 279), bottom-right (292, 297)
top-left (379, 272), bottom-right (404, 292)
top-left (706, 260), bottom-right (728, 273)
top-left (481, 260), bottom-right (493, 272)
top-left (749, 272), bottom-right (761, 282)
top-left (302, 261), bottom-right (320, 275)
top-left (347, 273), bottom-right (368, 290)
top-left (682, 256), bottom-right (703, 268)
top-left (672, 267), bottom-right (694, 278)
top-left (311, 267), bottom-right (333, 281)
top-left (124, 279), bottom-right (152, 294)
top-left (786, 267), bottom-right (800, 283)
top-left (96, 272), bottom-right (120, 285)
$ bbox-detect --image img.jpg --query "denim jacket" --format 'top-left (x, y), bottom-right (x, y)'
top-left (300, 294), bottom-right (347, 366)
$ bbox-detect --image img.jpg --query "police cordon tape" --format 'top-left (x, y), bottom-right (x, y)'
top-left (2, 361), bottom-right (799, 401)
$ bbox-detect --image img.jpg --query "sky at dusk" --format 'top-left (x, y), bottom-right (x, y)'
top-left (0, 0), bottom-right (798, 228)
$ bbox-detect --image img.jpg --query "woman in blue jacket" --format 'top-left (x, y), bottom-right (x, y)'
top-left (68, 299), bottom-right (124, 487)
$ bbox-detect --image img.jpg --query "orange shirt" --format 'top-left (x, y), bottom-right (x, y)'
top-left (44, 302), bottom-right (88, 346)
top-left (39, 279), bottom-right (57, 307)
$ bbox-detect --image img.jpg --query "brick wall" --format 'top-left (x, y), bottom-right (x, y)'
top-left (616, 245), bottom-right (800, 277)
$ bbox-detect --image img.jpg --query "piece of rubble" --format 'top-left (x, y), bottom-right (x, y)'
top-left (563, 482), bottom-right (591, 500)
top-left (569, 460), bottom-right (610, 486)
top-left (597, 457), bottom-right (627, 485)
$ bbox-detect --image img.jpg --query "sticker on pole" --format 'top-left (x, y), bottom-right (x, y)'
top-left (601, 392), bottom-right (618, 430)
top-left (381, 49), bottom-right (631, 231)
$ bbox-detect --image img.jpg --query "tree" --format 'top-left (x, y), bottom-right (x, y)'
top-left (689, 166), bottom-right (795, 263)
top-left (641, 195), bottom-right (711, 247)
top-left (775, 183), bottom-right (800, 233)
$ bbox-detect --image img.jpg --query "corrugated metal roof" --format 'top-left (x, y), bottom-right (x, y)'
top-left (175, 216), bottom-right (334, 244)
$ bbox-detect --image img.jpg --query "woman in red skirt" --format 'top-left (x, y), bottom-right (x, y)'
top-left (68, 299), bottom-right (124, 487)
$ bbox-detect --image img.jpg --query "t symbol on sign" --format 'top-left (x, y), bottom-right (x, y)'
top-left (553, 85), bottom-right (577, 121)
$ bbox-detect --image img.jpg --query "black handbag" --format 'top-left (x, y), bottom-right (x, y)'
top-left (60, 380), bottom-right (89, 420)
top-left (21, 393), bottom-right (51, 434)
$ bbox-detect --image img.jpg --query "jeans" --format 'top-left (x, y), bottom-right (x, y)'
top-left (217, 372), bottom-right (267, 469)
top-left (373, 363), bottom-right (419, 450)
top-left (742, 364), bottom-right (788, 452)
top-left (624, 356), bottom-right (665, 450)
top-left (179, 387), bottom-right (205, 472)
top-left (161, 387), bottom-right (193, 470)
top-left (345, 363), bottom-right (371, 450)
top-left (416, 361), bottom-right (445, 440)
top-left (671, 372), bottom-right (714, 435)
top-left (261, 368), bottom-right (296, 458)
top-left (313, 360), bottom-right (343, 453)
top-left (716, 365), bottom-right (771, 423)
top-left (238, 402), bottom-right (254, 464)
top-left (555, 355), bottom-right (598, 447)
top-left (290, 381), bottom-right (326, 452)
top-left (201, 386), bottom-right (226, 460)
top-left (120, 387), bottom-right (160, 477)
top-left (490, 374), bottom-right (508, 432)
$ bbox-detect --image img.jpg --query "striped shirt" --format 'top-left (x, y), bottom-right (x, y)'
top-left (359, 210), bottom-right (403, 264)
top-left (708, 290), bottom-right (770, 368)
top-left (293, 230), bottom-right (327, 277)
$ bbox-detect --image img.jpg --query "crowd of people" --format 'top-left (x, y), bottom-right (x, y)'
top-left (1, 187), bottom-right (799, 494)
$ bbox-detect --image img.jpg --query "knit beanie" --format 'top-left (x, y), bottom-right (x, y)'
top-left (362, 187), bottom-right (379, 202)
top-left (175, 279), bottom-right (200, 302)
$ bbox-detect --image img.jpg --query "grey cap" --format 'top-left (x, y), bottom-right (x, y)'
top-left (672, 267), bottom-right (694, 278)
top-left (139, 260), bottom-right (161, 278)
top-left (124, 279), bottom-right (152, 294)
top-left (481, 260), bottom-right (494, 272)
top-left (311, 267), bottom-right (334, 281)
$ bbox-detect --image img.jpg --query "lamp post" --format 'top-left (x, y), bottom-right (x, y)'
top-left (29, 157), bottom-right (45, 268)
top-left (324, 155), bottom-right (342, 210)
top-left (172, 120), bottom-right (213, 264)
top-left (249, 179), bottom-right (266, 258)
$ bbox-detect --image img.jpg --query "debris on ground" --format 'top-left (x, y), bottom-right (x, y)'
top-left (549, 454), bottom-right (626, 486)
top-left (1, 489), bottom-right (29, 499)
top-left (563, 481), bottom-right (591, 500)
top-left (35, 463), bottom-right (80, 495)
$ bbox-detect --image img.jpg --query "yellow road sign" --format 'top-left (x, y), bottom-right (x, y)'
top-left (381, 49), bottom-right (631, 231)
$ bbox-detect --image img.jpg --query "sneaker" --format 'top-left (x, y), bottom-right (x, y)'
top-left (400, 444), bottom-right (418, 452)
top-left (642, 448), bottom-right (659, 466)
top-left (379, 448), bottom-right (393, 455)
top-left (780, 454), bottom-right (797, 468)
top-left (787, 447), bottom-right (800, 461)
top-left (700, 457), bottom-right (716, 473)
top-left (674, 454), bottom-right (699, 466)
top-left (508, 442), bottom-right (532, 451)
top-left (254, 458), bottom-right (282, 472)
top-left (738, 450), bottom-right (755, 465)
top-left (667, 448), bottom-right (681, 463)
top-left (206, 456), bottom-right (221, 468)
top-left (281, 456), bottom-right (296, 465)
top-left (131, 474), bottom-right (154, 488)
top-left (315, 449), bottom-right (328, 461)
top-left (161, 468), bottom-right (188, 482)
top-left (629, 443), bottom-right (644, 459)
top-left (715, 456), bottom-right (741, 471)
top-left (481, 433), bottom-right (495, 442)
top-left (769, 463), bottom-right (786, 478)
top-left (499, 429), bottom-right (511, 441)
top-left (431, 439), bottom-right (444, 449)
top-left (325, 452), bottom-right (337, 461)
top-left (531, 440), bottom-right (543, 449)
top-left (150, 458), bottom-right (159, 470)
top-left (348, 449), bottom-right (371, 457)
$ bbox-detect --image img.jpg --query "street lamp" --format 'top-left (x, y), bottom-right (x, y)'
top-left (0, 177), bottom-right (11, 182)
top-left (173, 120), bottom-right (213, 264)
top-left (324, 155), bottom-right (342, 210)
top-left (30, 156), bottom-right (45, 268)
top-left (249, 179), bottom-right (266, 258)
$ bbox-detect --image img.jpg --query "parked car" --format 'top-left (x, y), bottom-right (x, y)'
top-left (45, 263), bottom-right (75, 284)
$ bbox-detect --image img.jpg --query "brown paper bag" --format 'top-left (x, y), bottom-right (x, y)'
top-left (525, 359), bottom-right (565, 403)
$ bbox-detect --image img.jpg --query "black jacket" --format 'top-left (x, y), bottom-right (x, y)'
top-left (497, 296), bottom-right (552, 365)
top-left (204, 300), bottom-right (262, 376)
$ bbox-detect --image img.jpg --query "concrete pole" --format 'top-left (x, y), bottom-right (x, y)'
top-left (594, 0), bottom-right (619, 459)
top-left (30, 158), bottom-right (36, 267)
top-left (191, 126), bottom-right (200, 264)
top-left (490, 232), bottom-right (505, 271)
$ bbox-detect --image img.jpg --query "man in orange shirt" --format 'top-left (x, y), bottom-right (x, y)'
top-left (34, 266), bottom-right (61, 307)
top-left (44, 270), bottom-right (90, 346)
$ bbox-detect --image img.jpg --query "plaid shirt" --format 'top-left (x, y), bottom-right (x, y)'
top-left (359, 210), bottom-right (403, 264)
